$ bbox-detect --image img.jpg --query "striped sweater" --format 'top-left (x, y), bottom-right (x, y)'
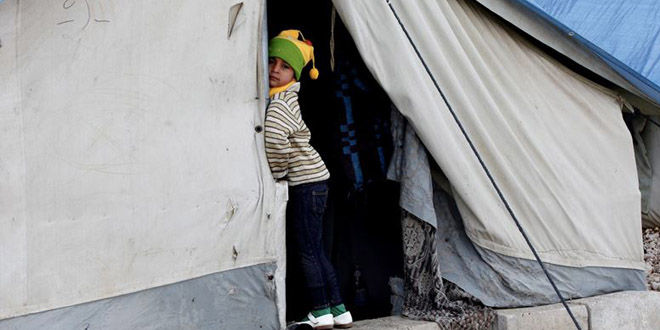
top-left (265, 82), bottom-right (330, 186)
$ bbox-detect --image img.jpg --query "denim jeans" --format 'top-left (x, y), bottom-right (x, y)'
top-left (288, 180), bottom-right (343, 310)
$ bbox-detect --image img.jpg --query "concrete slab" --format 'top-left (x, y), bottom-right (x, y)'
top-left (352, 316), bottom-right (439, 330)
top-left (494, 303), bottom-right (588, 330)
top-left (349, 291), bottom-right (660, 330)
top-left (571, 291), bottom-right (660, 330)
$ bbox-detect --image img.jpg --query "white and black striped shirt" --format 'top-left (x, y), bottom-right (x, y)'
top-left (265, 83), bottom-right (330, 186)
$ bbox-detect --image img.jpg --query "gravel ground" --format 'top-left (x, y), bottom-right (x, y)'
top-left (643, 227), bottom-right (660, 291)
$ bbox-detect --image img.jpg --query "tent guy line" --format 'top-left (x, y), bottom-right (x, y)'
top-left (384, 1), bottom-right (582, 329)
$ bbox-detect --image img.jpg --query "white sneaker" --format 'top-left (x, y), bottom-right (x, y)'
top-left (295, 312), bottom-right (334, 330)
top-left (333, 311), bottom-right (353, 329)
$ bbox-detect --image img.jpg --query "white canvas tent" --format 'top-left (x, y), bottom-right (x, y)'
top-left (333, 0), bottom-right (650, 308)
top-left (1, 1), bottom-right (288, 329)
top-left (1, 0), bottom-right (657, 329)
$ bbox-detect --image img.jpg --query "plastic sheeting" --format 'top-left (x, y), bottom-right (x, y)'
top-left (333, 0), bottom-right (644, 270)
top-left (527, 0), bottom-right (660, 91)
top-left (489, 0), bottom-right (660, 108)
top-left (0, 0), bottom-right (286, 321)
top-left (474, 0), bottom-right (660, 114)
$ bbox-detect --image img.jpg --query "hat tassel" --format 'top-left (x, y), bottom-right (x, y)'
top-left (294, 30), bottom-right (319, 80)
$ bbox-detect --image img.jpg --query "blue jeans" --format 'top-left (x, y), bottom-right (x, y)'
top-left (288, 180), bottom-right (343, 310)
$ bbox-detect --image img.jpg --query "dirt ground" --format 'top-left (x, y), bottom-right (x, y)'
top-left (643, 227), bottom-right (660, 291)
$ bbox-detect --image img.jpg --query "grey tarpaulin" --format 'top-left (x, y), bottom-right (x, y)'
top-left (388, 111), bottom-right (645, 307)
top-left (433, 186), bottom-right (646, 307)
top-left (387, 109), bottom-right (437, 227)
top-left (0, 263), bottom-right (281, 330)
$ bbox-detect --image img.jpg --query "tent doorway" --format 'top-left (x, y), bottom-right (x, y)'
top-left (267, 0), bottom-right (405, 322)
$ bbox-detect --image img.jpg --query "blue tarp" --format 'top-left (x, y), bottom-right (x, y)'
top-left (520, 0), bottom-right (660, 105)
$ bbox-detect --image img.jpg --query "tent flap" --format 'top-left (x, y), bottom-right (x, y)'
top-left (333, 0), bottom-right (644, 273)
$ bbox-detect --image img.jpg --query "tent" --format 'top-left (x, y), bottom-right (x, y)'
top-left (1, 0), bottom-right (658, 329)
top-left (1, 1), bottom-right (287, 329)
top-left (518, 0), bottom-right (660, 102)
top-left (332, 0), bottom-right (656, 309)
top-left (474, 0), bottom-right (660, 229)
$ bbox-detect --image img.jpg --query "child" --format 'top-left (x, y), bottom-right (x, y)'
top-left (265, 30), bottom-right (353, 329)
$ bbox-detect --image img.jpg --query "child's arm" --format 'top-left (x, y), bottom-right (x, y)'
top-left (264, 100), bottom-right (294, 181)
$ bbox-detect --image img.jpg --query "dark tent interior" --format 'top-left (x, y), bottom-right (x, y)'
top-left (267, 0), bottom-right (404, 322)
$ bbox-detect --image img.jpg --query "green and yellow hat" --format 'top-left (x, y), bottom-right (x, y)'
top-left (268, 30), bottom-right (319, 81)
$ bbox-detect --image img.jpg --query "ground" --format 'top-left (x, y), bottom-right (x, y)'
top-left (643, 226), bottom-right (660, 291)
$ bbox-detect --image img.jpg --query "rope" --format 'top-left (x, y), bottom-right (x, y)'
top-left (384, 1), bottom-right (582, 329)
top-left (330, 6), bottom-right (337, 72)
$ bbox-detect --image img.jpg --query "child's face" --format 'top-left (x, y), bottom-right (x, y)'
top-left (269, 57), bottom-right (295, 88)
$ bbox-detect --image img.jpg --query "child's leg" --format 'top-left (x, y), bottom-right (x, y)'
top-left (289, 181), bottom-right (332, 310)
top-left (317, 220), bottom-right (343, 307)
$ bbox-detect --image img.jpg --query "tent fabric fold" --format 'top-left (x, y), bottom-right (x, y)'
top-left (639, 117), bottom-right (660, 228)
top-left (333, 0), bottom-right (644, 272)
top-left (388, 108), bottom-right (645, 307)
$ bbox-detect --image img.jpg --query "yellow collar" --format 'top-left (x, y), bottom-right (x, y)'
top-left (269, 80), bottom-right (296, 98)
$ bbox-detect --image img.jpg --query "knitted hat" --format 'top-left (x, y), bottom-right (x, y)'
top-left (268, 30), bottom-right (319, 81)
